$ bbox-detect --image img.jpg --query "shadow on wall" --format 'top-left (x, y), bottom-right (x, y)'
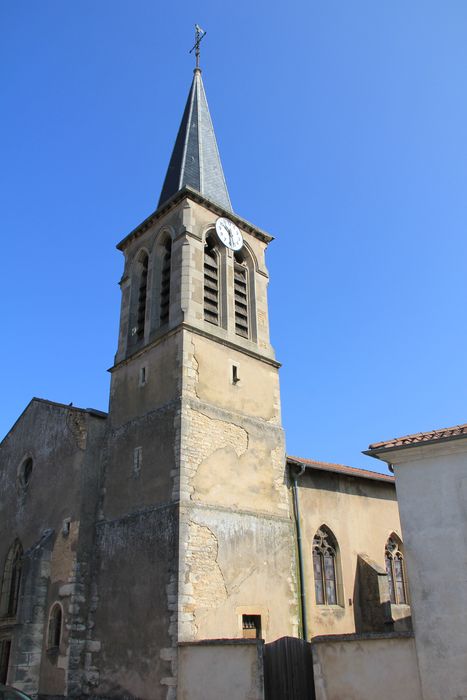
top-left (353, 554), bottom-right (412, 633)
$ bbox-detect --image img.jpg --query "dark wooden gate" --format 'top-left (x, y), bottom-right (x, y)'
top-left (264, 636), bottom-right (315, 700)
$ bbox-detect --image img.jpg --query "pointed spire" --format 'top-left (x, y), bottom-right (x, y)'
top-left (158, 69), bottom-right (232, 212)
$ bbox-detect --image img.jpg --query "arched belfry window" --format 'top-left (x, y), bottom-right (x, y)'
top-left (385, 535), bottom-right (408, 604)
top-left (312, 527), bottom-right (339, 605)
top-left (135, 250), bottom-right (149, 340)
top-left (159, 237), bottom-right (172, 326)
top-left (234, 250), bottom-right (249, 338)
top-left (204, 233), bottom-right (220, 326)
top-left (47, 603), bottom-right (62, 651)
top-left (0, 540), bottom-right (23, 618)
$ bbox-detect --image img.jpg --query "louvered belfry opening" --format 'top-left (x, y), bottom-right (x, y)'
top-left (159, 238), bottom-right (172, 325)
top-left (234, 251), bottom-right (249, 338)
top-left (136, 252), bottom-right (149, 339)
top-left (204, 235), bottom-right (219, 325)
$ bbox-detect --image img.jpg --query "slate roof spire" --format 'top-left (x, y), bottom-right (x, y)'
top-left (158, 68), bottom-right (232, 212)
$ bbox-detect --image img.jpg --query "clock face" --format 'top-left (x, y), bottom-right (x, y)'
top-left (215, 217), bottom-right (243, 251)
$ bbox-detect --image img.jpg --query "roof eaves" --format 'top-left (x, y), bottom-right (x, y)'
top-left (364, 430), bottom-right (467, 458)
top-left (287, 456), bottom-right (394, 483)
top-left (0, 398), bottom-right (107, 447)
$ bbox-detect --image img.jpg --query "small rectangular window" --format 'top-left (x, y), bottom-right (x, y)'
top-left (242, 614), bottom-right (261, 639)
top-left (139, 366), bottom-right (147, 386)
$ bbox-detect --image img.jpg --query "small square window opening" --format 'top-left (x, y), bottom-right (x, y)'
top-left (242, 614), bottom-right (261, 639)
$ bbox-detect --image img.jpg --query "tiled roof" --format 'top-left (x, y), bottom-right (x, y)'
top-left (287, 456), bottom-right (394, 483)
top-left (368, 423), bottom-right (467, 451)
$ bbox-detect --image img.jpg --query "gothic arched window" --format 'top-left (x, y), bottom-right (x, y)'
top-left (47, 603), bottom-right (62, 651)
top-left (385, 535), bottom-right (407, 604)
top-left (0, 540), bottom-right (23, 618)
top-left (312, 527), bottom-right (339, 605)
top-left (204, 233), bottom-right (220, 326)
top-left (135, 250), bottom-right (149, 340)
top-left (234, 250), bottom-right (249, 338)
top-left (159, 237), bottom-right (172, 326)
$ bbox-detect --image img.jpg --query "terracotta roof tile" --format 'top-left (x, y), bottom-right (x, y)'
top-left (368, 423), bottom-right (467, 451)
top-left (287, 456), bottom-right (394, 483)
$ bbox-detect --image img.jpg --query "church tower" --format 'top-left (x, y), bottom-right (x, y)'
top-left (93, 60), bottom-right (299, 700)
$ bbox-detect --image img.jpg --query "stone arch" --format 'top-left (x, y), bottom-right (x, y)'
top-left (203, 229), bottom-right (226, 328)
top-left (150, 229), bottom-right (173, 331)
top-left (47, 602), bottom-right (63, 651)
top-left (385, 533), bottom-right (408, 605)
top-left (233, 244), bottom-right (258, 342)
top-left (312, 525), bottom-right (343, 606)
top-left (0, 539), bottom-right (23, 618)
top-left (128, 247), bottom-right (150, 346)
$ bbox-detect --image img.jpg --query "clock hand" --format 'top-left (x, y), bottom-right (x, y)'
top-left (228, 231), bottom-right (233, 246)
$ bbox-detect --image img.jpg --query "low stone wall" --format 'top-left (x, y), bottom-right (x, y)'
top-left (178, 639), bottom-right (264, 700)
top-left (312, 632), bottom-right (422, 700)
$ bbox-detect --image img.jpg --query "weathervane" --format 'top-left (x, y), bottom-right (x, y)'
top-left (189, 24), bottom-right (206, 69)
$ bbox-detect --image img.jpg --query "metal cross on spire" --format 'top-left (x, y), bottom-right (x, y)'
top-left (189, 24), bottom-right (206, 69)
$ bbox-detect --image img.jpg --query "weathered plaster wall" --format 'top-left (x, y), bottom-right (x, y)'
top-left (297, 469), bottom-right (407, 637)
top-left (387, 441), bottom-right (467, 700)
top-left (312, 633), bottom-right (422, 700)
top-left (91, 506), bottom-right (178, 700)
top-left (178, 328), bottom-right (298, 644)
top-left (102, 402), bottom-right (178, 520)
top-left (178, 640), bottom-right (264, 700)
top-left (0, 400), bottom-right (106, 697)
top-left (109, 332), bottom-right (182, 430)
top-left (178, 505), bottom-right (298, 642)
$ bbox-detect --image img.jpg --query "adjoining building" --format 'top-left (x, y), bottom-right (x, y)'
top-left (366, 423), bottom-right (467, 700)
top-left (1, 61), bottom-right (408, 700)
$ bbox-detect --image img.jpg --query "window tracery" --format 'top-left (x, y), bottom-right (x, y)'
top-left (312, 527), bottom-right (338, 605)
top-left (385, 536), bottom-right (407, 605)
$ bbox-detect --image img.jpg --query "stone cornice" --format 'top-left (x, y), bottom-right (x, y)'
top-left (116, 186), bottom-right (274, 252)
top-left (109, 321), bottom-right (281, 373)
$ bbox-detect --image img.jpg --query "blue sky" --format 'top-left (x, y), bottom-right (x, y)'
top-left (2, 1), bottom-right (467, 472)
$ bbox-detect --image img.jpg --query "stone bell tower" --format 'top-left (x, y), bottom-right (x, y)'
top-left (93, 64), bottom-right (298, 700)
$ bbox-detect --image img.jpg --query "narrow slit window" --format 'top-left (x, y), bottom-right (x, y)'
top-left (47, 604), bottom-right (62, 651)
top-left (0, 640), bottom-right (11, 685)
top-left (133, 446), bottom-right (143, 477)
top-left (232, 364), bottom-right (240, 384)
top-left (159, 238), bottom-right (172, 325)
top-left (234, 252), bottom-right (249, 338)
top-left (242, 614), bottom-right (261, 639)
top-left (136, 252), bottom-right (149, 339)
top-left (204, 236), bottom-right (219, 326)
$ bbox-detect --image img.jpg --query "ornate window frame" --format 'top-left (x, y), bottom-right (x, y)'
top-left (312, 526), bottom-right (341, 606)
top-left (385, 535), bottom-right (408, 605)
